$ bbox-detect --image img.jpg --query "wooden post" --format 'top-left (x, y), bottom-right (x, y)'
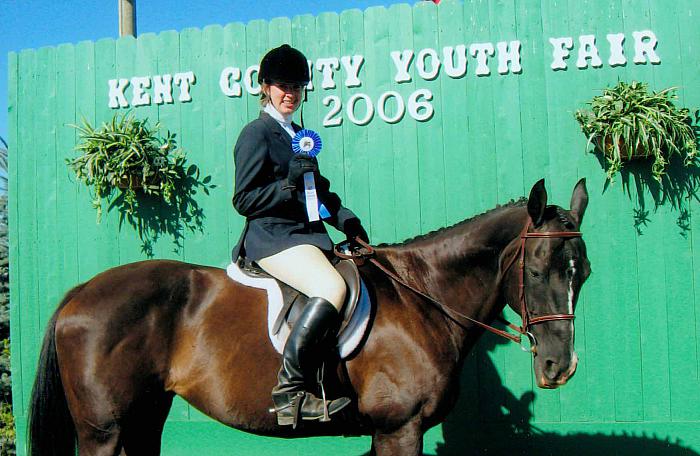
top-left (119, 0), bottom-right (136, 37)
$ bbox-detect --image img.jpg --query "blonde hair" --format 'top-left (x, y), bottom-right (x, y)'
top-left (260, 83), bottom-right (270, 106)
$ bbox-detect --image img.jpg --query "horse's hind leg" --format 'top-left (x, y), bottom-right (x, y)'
top-left (60, 362), bottom-right (127, 455)
top-left (57, 323), bottom-right (163, 455)
top-left (121, 391), bottom-right (174, 456)
top-left (67, 381), bottom-right (172, 456)
top-left (72, 414), bottom-right (123, 456)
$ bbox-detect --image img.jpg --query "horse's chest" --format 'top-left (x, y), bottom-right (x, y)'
top-left (351, 347), bottom-right (456, 425)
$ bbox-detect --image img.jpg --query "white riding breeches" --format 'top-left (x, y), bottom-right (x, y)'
top-left (257, 244), bottom-right (346, 311)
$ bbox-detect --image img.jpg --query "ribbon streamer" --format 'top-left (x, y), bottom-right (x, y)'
top-left (292, 129), bottom-right (328, 221)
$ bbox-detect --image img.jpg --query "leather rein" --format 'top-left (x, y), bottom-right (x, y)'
top-left (336, 219), bottom-right (582, 352)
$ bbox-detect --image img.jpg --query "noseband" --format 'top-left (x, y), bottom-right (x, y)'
top-left (339, 218), bottom-right (582, 354)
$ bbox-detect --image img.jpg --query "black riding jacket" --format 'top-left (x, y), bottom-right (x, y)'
top-left (231, 111), bottom-right (358, 261)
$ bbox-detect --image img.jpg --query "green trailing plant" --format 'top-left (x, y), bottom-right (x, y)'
top-left (67, 112), bottom-right (215, 257)
top-left (575, 81), bottom-right (698, 181)
top-left (67, 112), bottom-right (187, 221)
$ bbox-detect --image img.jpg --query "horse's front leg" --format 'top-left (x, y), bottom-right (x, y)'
top-left (370, 418), bottom-right (423, 456)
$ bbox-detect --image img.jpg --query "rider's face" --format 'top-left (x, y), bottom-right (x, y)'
top-left (266, 82), bottom-right (303, 116)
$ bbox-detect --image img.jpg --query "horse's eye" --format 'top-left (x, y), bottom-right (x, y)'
top-left (529, 270), bottom-right (542, 279)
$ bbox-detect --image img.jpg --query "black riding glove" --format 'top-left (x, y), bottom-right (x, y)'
top-left (343, 217), bottom-right (370, 244)
top-left (286, 154), bottom-right (318, 190)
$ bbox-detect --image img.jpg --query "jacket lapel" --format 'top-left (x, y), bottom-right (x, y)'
top-left (259, 111), bottom-right (293, 150)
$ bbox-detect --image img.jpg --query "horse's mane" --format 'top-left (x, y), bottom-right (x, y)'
top-left (379, 198), bottom-right (575, 248)
top-left (379, 197), bottom-right (529, 248)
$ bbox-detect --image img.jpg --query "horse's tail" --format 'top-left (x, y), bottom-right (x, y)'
top-left (28, 284), bottom-right (85, 456)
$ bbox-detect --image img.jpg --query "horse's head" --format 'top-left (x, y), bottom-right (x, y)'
top-left (505, 179), bottom-right (590, 389)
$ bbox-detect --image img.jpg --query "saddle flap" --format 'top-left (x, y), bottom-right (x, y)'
top-left (226, 260), bottom-right (372, 359)
top-left (335, 259), bottom-right (361, 333)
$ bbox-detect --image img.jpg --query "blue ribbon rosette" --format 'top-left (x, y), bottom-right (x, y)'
top-left (291, 129), bottom-right (330, 220)
top-left (292, 129), bottom-right (322, 157)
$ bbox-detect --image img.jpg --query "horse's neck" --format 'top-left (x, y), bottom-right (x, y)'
top-left (377, 206), bottom-right (527, 330)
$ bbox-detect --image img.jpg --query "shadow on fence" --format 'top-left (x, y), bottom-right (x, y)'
top-left (434, 334), bottom-right (698, 456)
top-left (110, 163), bottom-right (215, 257)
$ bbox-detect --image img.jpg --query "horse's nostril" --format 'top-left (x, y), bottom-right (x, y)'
top-left (544, 359), bottom-right (559, 380)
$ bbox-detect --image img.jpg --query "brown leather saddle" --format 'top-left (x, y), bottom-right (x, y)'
top-left (236, 257), bottom-right (361, 336)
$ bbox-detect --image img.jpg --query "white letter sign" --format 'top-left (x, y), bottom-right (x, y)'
top-left (108, 78), bottom-right (130, 108)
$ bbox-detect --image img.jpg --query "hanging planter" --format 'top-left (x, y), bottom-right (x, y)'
top-left (575, 81), bottom-right (698, 181)
top-left (67, 112), bottom-right (187, 221)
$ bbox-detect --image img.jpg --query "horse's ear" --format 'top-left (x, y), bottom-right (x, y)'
top-left (570, 178), bottom-right (588, 226)
top-left (527, 179), bottom-right (547, 227)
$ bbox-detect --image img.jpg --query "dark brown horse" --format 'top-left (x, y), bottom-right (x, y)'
top-left (29, 179), bottom-right (590, 456)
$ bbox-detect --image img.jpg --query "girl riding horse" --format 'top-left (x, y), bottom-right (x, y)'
top-left (231, 44), bottom-right (369, 426)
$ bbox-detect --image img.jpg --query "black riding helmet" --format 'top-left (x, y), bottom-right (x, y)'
top-left (258, 44), bottom-right (310, 86)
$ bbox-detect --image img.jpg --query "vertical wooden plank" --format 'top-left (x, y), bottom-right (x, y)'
top-left (223, 22), bottom-right (248, 257)
top-left (337, 9), bottom-right (371, 239)
top-left (35, 47), bottom-right (59, 336)
top-left (16, 49), bottom-right (39, 422)
top-left (7, 50), bottom-right (24, 426)
top-left (92, 38), bottom-right (120, 271)
top-left (364, 7), bottom-right (396, 244)
top-left (132, 32), bottom-right (163, 260)
top-left (179, 27), bottom-right (205, 269)
top-left (413, 1), bottom-right (447, 234)
top-left (387, 4), bottom-right (421, 243)
top-left (463, 0), bottom-right (498, 216)
top-left (155, 29), bottom-right (185, 261)
top-left (106, 36), bottom-right (135, 264)
top-left (647, 0), bottom-right (700, 422)
top-left (489, 0), bottom-right (524, 203)
top-left (269, 17), bottom-right (292, 47)
top-left (517, 3), bottom-right (550, 191)
top-left (314, 12), bottom-right (349, 243)
top-left (438, 0), bottom-right (471, 226)
top-left (614, 0), bottom-right (671, 424)
top-left (634, 195), bottom-right (671, 426)
top-left (200, 24), bottom-right (231, 266)
top-left (676, 0), bottom-right (700, 399)
top-left (73, 40), bottom-right (99, 282)
top-left (55, 44), bottom-right (80, 304)
top-left (246, 19), bottom-right (268, 128)
top-left (291, 15), bottom-right (319, 130)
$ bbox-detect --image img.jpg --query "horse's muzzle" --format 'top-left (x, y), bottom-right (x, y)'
top-left (536, 352), bottom-right (578, 389)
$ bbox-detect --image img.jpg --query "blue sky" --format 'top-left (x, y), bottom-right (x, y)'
top-left (1, 0), bottom-right (413, 145)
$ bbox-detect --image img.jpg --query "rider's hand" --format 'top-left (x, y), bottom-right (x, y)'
top-left (286, 154), bottom-right (318, 190)
top-left (343, 217), bottom-right (369, 245)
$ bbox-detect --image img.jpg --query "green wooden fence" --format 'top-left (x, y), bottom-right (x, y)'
top-left (8, 1), bottom-right (700, 454)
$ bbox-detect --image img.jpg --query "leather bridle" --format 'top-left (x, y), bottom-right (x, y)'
top-left (336, 218), bottom-right (583, 354)
top-left (498, 220), bottom-right (582, 351)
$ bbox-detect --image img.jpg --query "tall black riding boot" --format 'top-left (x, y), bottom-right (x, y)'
top-left (270, 297), bottom-right (351, 427)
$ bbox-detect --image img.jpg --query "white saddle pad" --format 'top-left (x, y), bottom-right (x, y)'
top-left (226, 262), bottom-right (372, 359)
